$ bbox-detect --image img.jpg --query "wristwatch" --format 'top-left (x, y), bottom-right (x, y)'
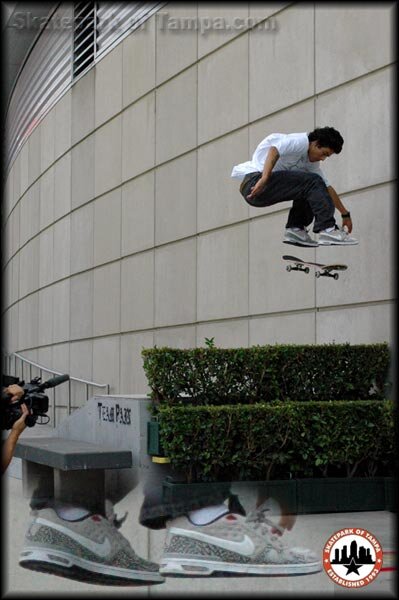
top-left (341, 212), bottom-right (351, 218)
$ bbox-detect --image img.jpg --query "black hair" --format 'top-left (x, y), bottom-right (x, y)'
top-left (308, 127), bottom-right (344, 154)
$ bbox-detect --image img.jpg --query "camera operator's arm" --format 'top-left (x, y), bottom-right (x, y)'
top-left (1, 404), bottom-right (29, 474)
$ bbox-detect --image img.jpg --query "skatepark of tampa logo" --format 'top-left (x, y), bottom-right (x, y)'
top-left (323, 528), bottom-right (383, 588)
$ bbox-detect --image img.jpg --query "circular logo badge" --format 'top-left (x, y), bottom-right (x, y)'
top-left (323, 528), bottom-right (383, 588)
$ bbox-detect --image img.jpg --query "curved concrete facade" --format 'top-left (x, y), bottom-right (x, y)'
top-left (2, 4), bottom-right (395, 418)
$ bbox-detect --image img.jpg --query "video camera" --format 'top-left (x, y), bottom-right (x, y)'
top-left (2, 373), bottom-right (70, 430)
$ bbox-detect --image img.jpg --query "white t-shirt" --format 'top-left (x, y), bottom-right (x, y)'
top-left (231, 132), bottom-right (330, 187)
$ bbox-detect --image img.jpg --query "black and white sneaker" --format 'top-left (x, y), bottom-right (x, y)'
top-left (160, 511), bottom-right (321, 577)
top-left (318, 227), bottom-right (358, 245)
top-left (19, 508), bottom-right (164, 586)
top-left (283, 228), bottom-right (318, 247)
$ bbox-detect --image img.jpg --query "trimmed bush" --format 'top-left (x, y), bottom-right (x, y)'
top-left (142, 343), bottom-right (390, 404)
top-left (156, 400), bottom-right (395, 483)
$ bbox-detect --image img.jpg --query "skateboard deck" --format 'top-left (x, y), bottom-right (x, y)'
top-left (282, 255), bottom-right (348, 280)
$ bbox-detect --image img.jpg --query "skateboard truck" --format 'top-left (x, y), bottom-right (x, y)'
top-left (286, 264), bottom-right (310, 274)
top-left (315, 269), bottom-right (340, 280)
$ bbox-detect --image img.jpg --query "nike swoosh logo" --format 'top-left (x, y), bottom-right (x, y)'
top-left (36, 517), bottom-right (112, 558)
top-left (171, 527), bottom-right (255, 557)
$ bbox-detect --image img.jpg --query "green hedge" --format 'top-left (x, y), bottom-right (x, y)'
top-left (156, 400), bottom-right (395, 483)
top-left (142, 343), bottom-right (390, 404)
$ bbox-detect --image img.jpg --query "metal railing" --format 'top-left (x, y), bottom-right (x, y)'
top-left (5, 1), bottom-right (166, 174)
top-left (4, 352), bottom-right (110, 428)
top-left (95, 2), bottom-right (164, 57)
top-left (6, 3), bottom-right (73, 173)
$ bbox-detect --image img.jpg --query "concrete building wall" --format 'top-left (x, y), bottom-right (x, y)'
top-left (2, 3), bottom-right (395, 422)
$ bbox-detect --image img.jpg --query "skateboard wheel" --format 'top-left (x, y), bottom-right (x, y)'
top-left (286, 265), bottom-right (292, 272)
top-left (305, 267), bottom-right (310, 274)
top-left (334, 273), bottom-right (339, 280)
top-left (315, 271), bottom-right (320, 278)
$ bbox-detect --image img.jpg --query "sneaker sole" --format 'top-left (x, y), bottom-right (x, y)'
top-left (283, 240), bottom-right (319, 248)
top-left (318, 239), bottom-right (358, 245)
top-left (159, 557), bottom-right (322, 577)
top-left (19, 547), bottom-right (165, 585)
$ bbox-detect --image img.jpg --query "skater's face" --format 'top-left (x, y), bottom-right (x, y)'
top-left (308, 142), bottom-right (334, 162)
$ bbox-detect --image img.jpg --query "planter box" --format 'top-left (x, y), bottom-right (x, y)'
top-left (296, 477), bottom-right (387, 514)
top-left (384, 477), bottom-right (397, 512)
top-left (162, 477), bottom-right (393, 514)
top-left (163, 478), bottom-right (297, 513)
top-left (163, 478), bottom-right (232, 507)
top-left (231, 480), bottom-right (297, 515)
top-left (148, 415), bottom-right (394, 512)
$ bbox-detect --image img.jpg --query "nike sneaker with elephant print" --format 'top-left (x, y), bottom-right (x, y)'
top-left (159, 512), bottom-right (321, 576)
top-left (19, 508), bottom-right (164, 585)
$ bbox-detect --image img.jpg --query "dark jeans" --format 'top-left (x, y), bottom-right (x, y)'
top-left (28, 461), bottom-right (245, 531)
top-left (240, 170), bottom-right (336, 233)
top-left (139, 463), bottom-right (244, 529)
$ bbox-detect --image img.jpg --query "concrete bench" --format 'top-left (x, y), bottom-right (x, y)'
top-left (15, 436), bottom-right (132, 515)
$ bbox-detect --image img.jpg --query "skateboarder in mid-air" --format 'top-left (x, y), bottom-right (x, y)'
top-left (231, 127), bottom-right (358, 247)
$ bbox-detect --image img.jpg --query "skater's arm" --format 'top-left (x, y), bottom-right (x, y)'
top-left (327, 186), bottom-right (353, 233)
top-left (247, 146), bottom-right (280, 200)
top-left (255, 494), bottom-right (297, 536)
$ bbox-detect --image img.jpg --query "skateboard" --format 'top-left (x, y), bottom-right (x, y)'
top-left (282, 255), bottom-right (348, 280)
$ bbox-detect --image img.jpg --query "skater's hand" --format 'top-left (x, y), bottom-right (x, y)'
top-left (247, 177), bottom-right (268, 200)
top-left (342, 216), bottom-right (353, 233)
top-left (271, 513), bottom-right (297, 536)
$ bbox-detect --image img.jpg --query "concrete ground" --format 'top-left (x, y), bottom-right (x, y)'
top-left (2, 474), bottom-right (397, 598)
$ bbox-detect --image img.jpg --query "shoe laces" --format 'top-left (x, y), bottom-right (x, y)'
top-left (91, 514), bottom-right (135, 554)
top-left (302, 228), bottom-right (314, 240)
top-left (324, 226), bottom-right (346, 238)
top-left (334, 225), bottom-right (349, 238)
top-left (245, 506), bottom-right (285, 550)
top-left (105, 499), bottom-right (128, 530)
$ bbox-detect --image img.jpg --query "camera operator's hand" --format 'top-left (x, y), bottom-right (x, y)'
top-left (2, 403), bottom-right (30, 475)
top-left (5, 384), bottom-right (24, 402)
top-left (11, 403), bottom-right (29, 434)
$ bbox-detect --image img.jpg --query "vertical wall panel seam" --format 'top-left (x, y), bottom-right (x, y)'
top-left (194, 2), bottom-right (200, 347)
top-left (195, 3), bottom-right (199, 346)
top-left (90, 65), bottom-right (96, 394)
top-left (247, 7), bottom-right (250, 347)
top-left (118, 127), bottom-right (123, 395)
top-left (118, 39), bottom-right (125, 395)
top-left (149, 10), bottom-right (158, 563)
top-left (313, 1), bottom-right (317, 344)
top-left (153, 13), bottom-right (158, 344)
top-left (68, 96), bottom-right (73, 377)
